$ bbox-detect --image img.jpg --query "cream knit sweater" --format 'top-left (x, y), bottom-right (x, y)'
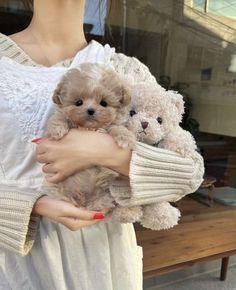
top-left (0, 33), bottom-right (204, 255)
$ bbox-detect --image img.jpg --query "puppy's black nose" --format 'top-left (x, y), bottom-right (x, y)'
top-left (141, 121), bottom-right (149, 130)
top-left (87, 108), bottom-right (95, 116)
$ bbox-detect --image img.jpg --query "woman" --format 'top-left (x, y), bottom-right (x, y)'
top-left (0, 0), bottom-right (204, 289)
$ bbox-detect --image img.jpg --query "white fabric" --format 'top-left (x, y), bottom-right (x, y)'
top-left (0, 40), bottom-right (143, 290)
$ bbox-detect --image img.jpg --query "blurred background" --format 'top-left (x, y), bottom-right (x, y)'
top-left (2, 1), bottom-right (236, 289)
top-left (1, 0), bottom-right (236, 195)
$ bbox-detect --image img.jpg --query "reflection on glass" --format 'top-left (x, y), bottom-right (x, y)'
top-left (193, 0), bottom-right (206, 11)
top-left (208, 0), bottom-right (236, 19)
top-left (106, 0), bottom-right (236, 196)
top-left (193, 0), bottom-right (236, 19)
top-left (1, 0), bottom-right (236, 201)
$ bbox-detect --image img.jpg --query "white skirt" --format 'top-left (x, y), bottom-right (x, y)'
top-left (0, 218), bottom-right (143, 290)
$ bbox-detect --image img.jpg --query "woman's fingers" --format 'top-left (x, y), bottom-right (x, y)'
top-left (36, 153), bottom-right (48, 163)
top-left (62, 205), bottom-right (106, 221)
top-left (33, 196), bottom-right (106, 221)
top-left (35, 138), bottom-right (56, 157)
top-left (45, 172), bottom-right (64, 183)
top-left (42, 163), bottom-right (57, 174)
top-left (43, 164), bottom-right (69, 183)
top-left (58, 217), bottom-right (99, 231)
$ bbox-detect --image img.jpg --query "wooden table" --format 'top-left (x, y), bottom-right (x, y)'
top-left (135, 196), bottom-right (236, 280)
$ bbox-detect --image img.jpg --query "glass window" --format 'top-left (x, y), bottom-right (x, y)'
top-left (193, 0), bottom-right (236, 19)
top-left (208, 0), bottom-right (236, 19)
top-left (0, 0), bottom-right (31, 35)
top-left (84, 0), bottom-right (107, 36)
top-left (193, 0), bottom-right (206, 11)
top-left (1, 0), bottom-right (236, 203)
top-left (106, 0), bottom-right (236, 194)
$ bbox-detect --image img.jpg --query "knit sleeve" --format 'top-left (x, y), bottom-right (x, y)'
top-left (110, 53), bottom-right (204, 206)
top-left (0, 186), bottom-right (43, 256)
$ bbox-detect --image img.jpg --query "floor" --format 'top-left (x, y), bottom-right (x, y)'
top-left (144, 257), bottom-right (236, 290)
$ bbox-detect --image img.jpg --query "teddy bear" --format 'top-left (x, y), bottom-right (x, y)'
top-left (109, 82), bottom-right (198, 230)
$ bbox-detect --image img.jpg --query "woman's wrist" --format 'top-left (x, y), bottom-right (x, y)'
top-left (96, 138), bottom-right (132, 177)
top-left (112, 147), bottom-right (132, 176)
top-left (32, 195), bottom-right (50, 216)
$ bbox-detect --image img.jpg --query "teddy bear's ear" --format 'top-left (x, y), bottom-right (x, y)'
top-left (120, 87), bottom-right (131, 106)
top-left (169, 91), bottom-right (185, 115)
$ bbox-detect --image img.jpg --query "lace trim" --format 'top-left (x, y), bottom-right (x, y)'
top-left (0, 40), bottom-right (116, 143)
top-left (0, 63), bottom-right (59, 142)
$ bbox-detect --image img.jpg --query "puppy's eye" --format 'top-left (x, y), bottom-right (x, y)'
top-left (75, 99), bottom-right (83, 106)
top-left (130, 110), bottom-right (137, 117)
top-left (100, 100), bottom-right (108, 107)
top-left (157, 117), bottom-right (163, 124)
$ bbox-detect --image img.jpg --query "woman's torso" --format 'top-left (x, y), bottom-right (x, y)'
top-left (0, 35), bottom-right (143, 290)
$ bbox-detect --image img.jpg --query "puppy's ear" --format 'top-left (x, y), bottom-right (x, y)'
top-left (120, 87), bottom-right (131, 106)
top-left (52, 85), bottom-right (63, 105)
top-left (52, 75), bottom-right (70, 106)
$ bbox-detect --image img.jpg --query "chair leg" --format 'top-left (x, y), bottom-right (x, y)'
top-left (220, 257), bottom-right (229, 281)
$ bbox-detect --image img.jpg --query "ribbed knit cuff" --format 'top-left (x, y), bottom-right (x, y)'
top-left (111, 142), bottom-right (204, 207)
top-left (0, 189), bottom-right (43, 256)
top-left (109, 176), bottom-right (132, 199)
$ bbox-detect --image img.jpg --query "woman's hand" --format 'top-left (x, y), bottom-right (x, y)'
top-left (33, 195), bottom-right (107, 231)
top-left (35, 129), bottom-right (132, 183)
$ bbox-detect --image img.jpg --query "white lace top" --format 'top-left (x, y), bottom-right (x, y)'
top-left (0, 40), bottom-right (114, 190)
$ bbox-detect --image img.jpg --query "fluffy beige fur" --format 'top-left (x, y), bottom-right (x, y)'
top-left (47, 63), bottom-right (136, 211)
top-left (111, 82), bottom-right (198, 230)
top-left (47, 64), bottom-right (197, 230)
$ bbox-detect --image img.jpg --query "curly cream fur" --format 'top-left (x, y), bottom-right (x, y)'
top-left (113, 82), bottom-right (198, 230)
top-left (47, 63), bottom-right (135, 211)
top-left (47, 64), bottom-right (197, 230)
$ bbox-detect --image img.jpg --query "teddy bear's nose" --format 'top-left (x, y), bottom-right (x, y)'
top-left (141, 121), bottom-right (149, 129)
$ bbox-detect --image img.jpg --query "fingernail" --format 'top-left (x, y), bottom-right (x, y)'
top-left (32, 137), bottom-right (42, 144)
top-left (93, 213), bottom-right (105, 220)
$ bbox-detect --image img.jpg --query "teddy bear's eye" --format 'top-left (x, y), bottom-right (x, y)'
top-left (75, 99), bottom-right (83, 106)
top-left (157, 117), bottom-right (163, 124)
top-left (130, 110), bottom-right (137, 117)
top-left (100, 100), bottom-right (108, 107)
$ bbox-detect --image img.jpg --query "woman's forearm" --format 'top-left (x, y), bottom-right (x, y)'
top-left (36, 129), bottom-right (132, 183)
top-left (98, 144), bottom-right (132, 177)
top-left (111, 142), bottom-right (205, 207)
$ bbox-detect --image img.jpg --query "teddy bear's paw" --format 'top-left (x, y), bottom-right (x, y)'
top-left (141, 202), bottom-right (181, 230)
top-left (110, 206), bottom-right (143, 223)
top-left (173, 145), bottom-right (196, 159)
top-left (168, 144), bottom-right (188, 157)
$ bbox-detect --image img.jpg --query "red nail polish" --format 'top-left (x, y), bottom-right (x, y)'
top-left (32, 137), bottom-right (42, 144)
top-left (93, 213), bottom-right (105, 220)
